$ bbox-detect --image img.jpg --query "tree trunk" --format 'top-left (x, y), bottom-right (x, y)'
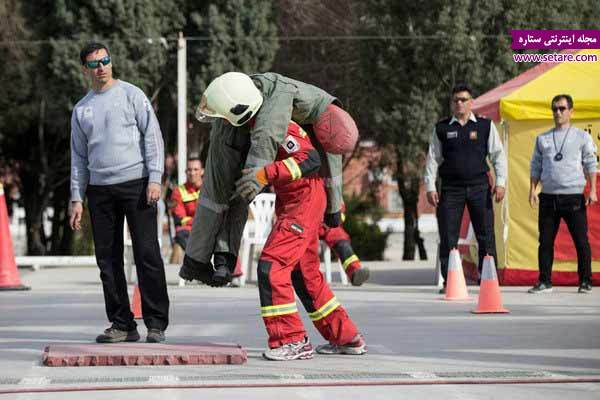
top-left (397, 158), bottom-right (427, 261)
top-left (22, 169), bottom-right (47, 255)
top-left (50, 178), bottom-right (72, 254)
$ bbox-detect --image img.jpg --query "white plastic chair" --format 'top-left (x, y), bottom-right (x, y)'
top-left (239, 193), bottom-right (276, 286)
top-left (322, 244), bottom-right (349, 285)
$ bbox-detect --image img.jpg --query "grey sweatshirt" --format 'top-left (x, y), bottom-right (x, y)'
top-left (530, 126), bottom-right (597, 194)
top-left (70, 80), bottom-right (164, 202)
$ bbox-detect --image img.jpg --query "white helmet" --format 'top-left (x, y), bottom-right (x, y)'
top-left (195, 72), bottom-right (263, 126)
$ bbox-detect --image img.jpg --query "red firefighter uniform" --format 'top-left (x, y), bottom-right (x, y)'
top-left (170, 182), bottom-right (199, 232)
top-left (258, 121), bottom-right (360, 349)
top-left (169, 182), bottom-right (200, 250)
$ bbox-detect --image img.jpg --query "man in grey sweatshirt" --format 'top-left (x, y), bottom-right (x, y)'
top-left (69, 43), bottom-right (169, 343)
top-left (528, 94), bottom-right (597, 294)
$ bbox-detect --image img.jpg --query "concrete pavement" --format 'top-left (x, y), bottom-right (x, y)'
top-left (1, 253), bottom-right (599, 399)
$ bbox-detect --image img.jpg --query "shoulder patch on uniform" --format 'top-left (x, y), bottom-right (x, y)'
top-left (283, 135), bottom-right (300, 154)
top-left (83, 106), bottom-right (93, 119)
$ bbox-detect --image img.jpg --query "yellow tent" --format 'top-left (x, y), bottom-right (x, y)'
top-left (470, 49), bottom-right (600, 285)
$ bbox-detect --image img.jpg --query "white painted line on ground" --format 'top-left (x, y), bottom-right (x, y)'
top-left (148, 375), bottom-right (179, 384)
top-left (18, 377), bottom-right (50, 386)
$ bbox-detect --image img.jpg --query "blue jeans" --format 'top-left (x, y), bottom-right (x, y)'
top-left (438, 183), bottom-right (496, 284)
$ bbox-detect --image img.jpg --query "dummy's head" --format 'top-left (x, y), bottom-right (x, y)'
top-left (195, 72), bottom-right (263, 126)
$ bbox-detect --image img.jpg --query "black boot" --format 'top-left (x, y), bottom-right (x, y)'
top-left (210, 252), bottom-right (236, 287)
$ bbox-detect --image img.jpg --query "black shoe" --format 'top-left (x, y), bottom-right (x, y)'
top-left (209, 252), bottom-right (237, 287)
top-left (211, 264), bottom-right (232, 287)
top-left (146, 329), bottom-right (166, 343)
top-left (96, 326), bottom-right (140, 343)
top-left (179, 255), bottom-right (214, 284)
top-left (351, 267), bottom-right (370, 286)
top-left (528, 282), bottom-right (553, 294)
top-left (578, 281), bottom-right (592, 294)
top-left (438, 283), bottom-right (446, 294)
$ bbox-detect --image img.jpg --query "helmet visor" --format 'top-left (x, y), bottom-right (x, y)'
top-left (195, 95), bottom-right (219, 123)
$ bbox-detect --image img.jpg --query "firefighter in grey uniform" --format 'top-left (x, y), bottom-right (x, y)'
top-left (180, 72), bottom-right (359, 286)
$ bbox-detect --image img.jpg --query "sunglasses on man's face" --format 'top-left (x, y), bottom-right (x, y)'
top-left (552, 106), bottom-right (569, 113)
top-left (85, 56), bottom-right (111, 69)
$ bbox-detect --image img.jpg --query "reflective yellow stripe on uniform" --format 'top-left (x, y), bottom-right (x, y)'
top-left (282, 158), bottom-right (302, 180)
top-left (179, 184), bottom-right (200, 203)
top-left (308, 297), bottom-right (340, 321)
top-left (342, 255), bottom-right (359, 270)
top-left (261, 302), bottom-right (298, 318)
top-left (181, 216), bottom-right (192, 225)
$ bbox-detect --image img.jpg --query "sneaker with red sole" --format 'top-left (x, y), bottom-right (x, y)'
top-left (316, 333), bottom-right (367, 355)
top-left (262, 337), bottom-right (314, 361)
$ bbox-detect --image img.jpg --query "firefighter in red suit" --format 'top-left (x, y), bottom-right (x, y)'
top-left (169, 157), bottom-right (203, 262)
top-left (319, 205), bottom-right (370, 286)
top-left (238, 121), bottom-right (366, 361)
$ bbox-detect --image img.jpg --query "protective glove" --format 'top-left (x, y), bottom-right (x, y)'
top-left (234, 167), bottom-right (269, 202)
top-left (324, 211), bottom-right (342, 227)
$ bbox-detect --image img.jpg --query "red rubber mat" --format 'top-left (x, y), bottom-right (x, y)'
top-left (42, 342), bottom-right (247, 367)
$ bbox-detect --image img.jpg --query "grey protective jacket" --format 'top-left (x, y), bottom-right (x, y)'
top-left (186, 72), bottom-right (344, 262)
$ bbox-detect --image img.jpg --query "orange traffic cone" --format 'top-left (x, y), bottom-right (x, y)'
top-left (130, 284), bottom-right (142, 319)
top-left (444, 248), bottom-right (471, 301)
top-left (0, 183), bottom-right (29, 291)
top-left (472, 255), bottom-right (509, 314)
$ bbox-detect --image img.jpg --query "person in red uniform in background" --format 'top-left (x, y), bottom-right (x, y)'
top-left (237, 121), bottom-right (366, 361)
top-left (170, 156), bottom-right (243, 282)
top-left (169, 157), bottom-right (203, 263)
top-left (319, 205), bottom-right (370, 286)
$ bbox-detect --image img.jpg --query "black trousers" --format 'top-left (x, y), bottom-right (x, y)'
top-left (174, 229), bottom-right (190, 250)
top-left (87, 178), bottom-right (169, 331)
top-left (538, 193), bottom-right (591, 285)
top-left (438, 183), bottom-right (497, 283)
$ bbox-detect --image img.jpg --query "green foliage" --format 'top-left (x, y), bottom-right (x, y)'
top-left (342, 195), bottom-right (389, 261)
top-left (186, 0), bottom-right (279, 106)
top-left (0, 0), bottom-right (278, 254)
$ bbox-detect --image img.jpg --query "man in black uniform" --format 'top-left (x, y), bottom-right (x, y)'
top-left (424, 83), bottom-right (507, 293)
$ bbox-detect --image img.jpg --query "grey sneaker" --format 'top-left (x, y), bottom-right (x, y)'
top-left (578, 282), bottom-right (592, 294)
top-left (262, 337), bottom-right (313, 361)
top-left (96, 327), bottom-right (140, 343)
top-left (316, 333), bottom-right (367, 355)
top-left (351, 268), bottom-right (370, 286)
top-left (528, 282), bottom-right (553, 294)
top-left (146, 329), bottom-right (166, 343)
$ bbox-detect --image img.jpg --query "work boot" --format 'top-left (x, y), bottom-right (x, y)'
top-left (263, 337), bottom-right (314, 361)
top-left (96, 326), bottom-right (140, 343)
top-left (179, 255), bottom-right (214, 284)
top-left (146, 329), bottom-right (166, 343)
top-left (210, 252), bottom-right (236, 287)
top-left (212, 264), bottom-right (232, 286)
top-left (316, 333), bottom-right (367, 355)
